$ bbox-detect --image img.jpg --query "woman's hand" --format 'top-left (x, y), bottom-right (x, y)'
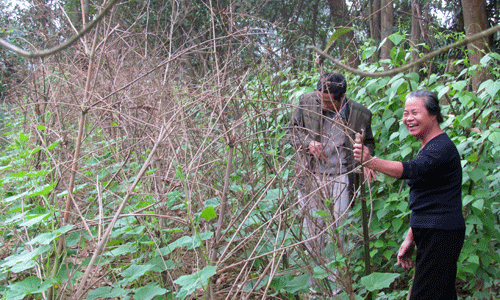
top-left (397, 230), bottom-right (415, 270)
top-left (363, 167), bottom-right (378, 183)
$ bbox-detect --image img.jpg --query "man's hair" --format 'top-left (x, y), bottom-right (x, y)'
top-left (406, 90), bottom-right (444, 124)
top-left (316, 72), bottom-right (346, 101)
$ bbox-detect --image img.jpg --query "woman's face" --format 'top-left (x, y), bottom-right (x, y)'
top-left (403, 96), bottom-right (437, 140)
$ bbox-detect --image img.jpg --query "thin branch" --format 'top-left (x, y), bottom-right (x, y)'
top-left (0, 0), bottom-right (120, 58)
top-left (73, 126), bottom-right (169, 299)
top-left (308, 24), bottom-right (500, 77)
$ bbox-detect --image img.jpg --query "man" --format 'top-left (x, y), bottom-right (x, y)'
top-left (287, 72), bottom-right (375, 294)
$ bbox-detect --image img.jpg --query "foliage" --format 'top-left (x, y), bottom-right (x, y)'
top-left (0, 1), bottom-right (499, 299)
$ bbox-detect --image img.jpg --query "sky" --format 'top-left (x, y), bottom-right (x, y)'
top-left (8, 0), bottom-right (28, 12)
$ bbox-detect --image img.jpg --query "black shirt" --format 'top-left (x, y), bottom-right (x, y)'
top-left (400, 133), bottom-right (465, 229)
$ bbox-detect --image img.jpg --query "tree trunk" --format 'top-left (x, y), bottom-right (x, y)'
top-left (461, 0), bottom-right (490, 91)
top-left (410, 1), bottom-right (421, 73)
top-left (310, 0), bottom-right (321, 66)
top-left (328, 0), bottom-right (360, 68)
top-left (371, 0), bottom-right (381, 43)
top-left (380, 0), bottom-right (394, 68)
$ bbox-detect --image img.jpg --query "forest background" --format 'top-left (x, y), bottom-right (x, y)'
top-left (0, 0), bottom-right (499, 299)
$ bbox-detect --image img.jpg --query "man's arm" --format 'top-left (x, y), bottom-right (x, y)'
top-left (286, 101), bottom-right (315, 151)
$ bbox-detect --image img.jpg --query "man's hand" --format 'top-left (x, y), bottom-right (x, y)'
top-left (397, 236), bottom-right (415, 270)
top-left (353, 141), bottom-right (372, 164)
top-left (308, 141), bottom-right (326, 160)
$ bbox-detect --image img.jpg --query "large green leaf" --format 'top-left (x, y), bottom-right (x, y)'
top-left (4, 276), bottom-right (56, 300)
top-left (133, 282), bottom-right (168, 300)
top-left (244, 275), bottom-right (269, 292)
top-left (86, 286), bottom-right (131, 300)
top-left (283, 274), bottom-right (309, 294)
top-left (200, 206), bottom-right (217, 221)
top-left (26, 225), bottom-right (74, 245)
top-left (158, 231), bottom-right (214, 255)
top-left (1, 245), bottom-right (51, 273)
top-left (488, 131), bottom-right (500, 145)
top-left (360, 272), bottom-right (400, 291)
top-left (119, 264), bottom-right (156, 286)
top-left (478, 79), bottom-right (500, 98)
top-left (174, 266), bottom-right (217, 300)
top-left (388, 32), bottom-right (405, 46)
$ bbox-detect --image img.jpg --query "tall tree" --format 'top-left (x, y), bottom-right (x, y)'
top-left (410, 0), bottom-right (422, 73)
top-left (328, 0), bottom-right (360, 68)
top-left (380, 0), bottom-right (394, 67)
top-left (461, 0), bottom-right (490, 90)
top-left (371, 0), bottom-right (381, 43)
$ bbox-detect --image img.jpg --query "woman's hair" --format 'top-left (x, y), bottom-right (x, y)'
top-left (316, 73), bottom-right (346, 101)
top-left (406, 90), bottom-right (444, 124)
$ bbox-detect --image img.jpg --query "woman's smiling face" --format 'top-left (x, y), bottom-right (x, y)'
top-left (403, 96), bottom-right (437, 140)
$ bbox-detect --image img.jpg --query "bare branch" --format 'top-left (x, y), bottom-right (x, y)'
top-left (308, 24), bottom-right (500, 77)
top-left (0, 0), bottom-right (120, 58)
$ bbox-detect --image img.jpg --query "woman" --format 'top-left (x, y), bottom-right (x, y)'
top-left (353, 90), bottom-right (465, 299)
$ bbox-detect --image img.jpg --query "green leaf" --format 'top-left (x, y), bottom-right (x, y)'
top-left (473, 207), bottom-right (500, 240)
top-left (86, 286), bottom-right (131, 300)
top-left (360, 272), bottom-right (400, 291)
top-left (6, 170), bottom-right (28, 178)
top-left (2, 245), bottom-right (51, 273)
top-left (200, 206), bottom-right (217, 221)
top-left (204, 197), bottom-right (220, 207)
top-left (174, 266), bottom-right (217, 300)
top-left (19, 133), bottom-right (29, 142)
top-left (405, 72), bottom-right (419, 83)
top-left (263, 188), bottom-right (282, 200)
top-left (158, 231), bottom-right (214, 256)
top-left (27, 184), bottom-right (54, 197)
top-left (480, 54), bottom-right (492, 66)
top-left (478, 79), bottom-right (500, 98)
top-left (400, 147), bottom-right (412, 159)
top-left (462, 195), bottom-right (474, 206)
top-left (5, 276), bottom-right (56, 300)
top-left (18, 213), bottom-right (50, 227)
top-left (488, 132), bottom-right (500, 145)
top-left (468, 168), bottom-right (484, 182)
top-left (119, 264), bottom-right (156, 286)
top-left (48, 139), bottom-right (61, 150)
top-left (244, 276), bottom-right (269, 292)
top-left (452, 80), bottom-right (468, 92)
top-left (391, 218), bottom-right (403, 232)
top-left (362, 46), bottom-right (377, 60)
top-left (388, 32), bottom-right (404, 46)
top-left (27, 225), bottom-right (74, 245)
top-left (36, 125), bottom-right (46, 131)
top-left (104, 244), bottom-right (137, 257)
top-left (327, 27), bottom-right (354, 45)
top-left (384, 117), bottom-right (395, 129)
top-left (133, 282), bottom-right (168, 300)
top-left (283, 274), bottom-right (309, 294)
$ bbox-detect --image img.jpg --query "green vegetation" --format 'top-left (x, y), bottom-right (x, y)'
top-left (0, 34), bottom-right (499, 299)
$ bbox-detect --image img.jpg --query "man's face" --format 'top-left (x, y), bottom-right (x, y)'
top-left (317, 91), bottom-right (342, 110)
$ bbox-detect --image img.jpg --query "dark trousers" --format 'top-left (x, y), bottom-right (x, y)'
top-left (410, 227), bottom-right (465, 300)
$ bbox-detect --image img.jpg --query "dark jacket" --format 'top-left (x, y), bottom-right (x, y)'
top-left (287, 92), bottom-right (375, 197)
